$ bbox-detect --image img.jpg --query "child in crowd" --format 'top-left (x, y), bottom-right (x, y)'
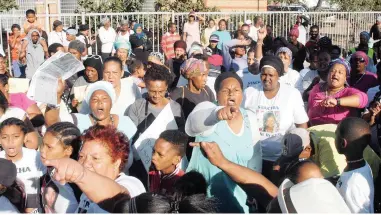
top-left (23, 9), bottom-right (43, 34)
top-left (149, 130), bottom-right (187, 195)
top-left (128, 58), bottom-right (146, 90)
top-left (0, 118), bottom-right (46, 213)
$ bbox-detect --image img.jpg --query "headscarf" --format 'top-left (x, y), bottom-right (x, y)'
top-left (84, 55), bottom-right (103, 81)
top-left (360, 31), bottom-right (370, 42)
top-left (276, 47), bottom-right (293, 59)
top-left (214, 71), bottom-right (243, 92)
top-left (259, 55), bottom-right (285, 77)
top-left (85, 81), bottom-right (116, 106)
top-left (133, 24), bottom-right (146, 39)
top-left (289, 27), bottom-right (299, 38)
top-left (148, 52), bottom-right (165, 64)
top-left (329, 58), bottom-right (350, 77)
top-left (114, 39), bottom-right (132, 56)
top-left (27, 29), bottom-right (41, 45)
top-left (188, 42), bottom-right (204, 58)
top-left (180, 58), bottom-right (206, 79)
top-left (351, 51), bottom-right (369, 66)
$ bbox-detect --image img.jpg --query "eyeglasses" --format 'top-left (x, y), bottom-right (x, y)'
top-left (352, 58), bottom-right (366, 63)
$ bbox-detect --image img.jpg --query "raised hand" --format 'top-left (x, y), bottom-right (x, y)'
top-left (42, 158), bottom-right (85, 185)
top-left (189, 142), bottom-right (227, 168)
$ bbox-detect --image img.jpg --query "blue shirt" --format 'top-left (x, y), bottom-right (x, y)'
top-left (212, 30), bottom-right (232, 50)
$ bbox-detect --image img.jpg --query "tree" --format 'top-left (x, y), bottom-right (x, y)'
top-left (77, 0), bottom-right (144, 13)
top-left (155, 0), bottom-right (219, 12)
top-left (0, 0), bottom-right (18, 13)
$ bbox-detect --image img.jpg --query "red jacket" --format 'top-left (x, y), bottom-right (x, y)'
top-left (149, 168), bottom-right (184, 195)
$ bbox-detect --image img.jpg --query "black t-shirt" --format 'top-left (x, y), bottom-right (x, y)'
top-left (169, 85), bottom-right (215, 119)
top-left (371, 24), bottom-right (381, 40)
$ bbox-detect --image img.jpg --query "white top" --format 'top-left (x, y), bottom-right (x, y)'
top-left (76, 173), bottom-right (145, 213)
top-left (336, 163), bottom-right (374, 213)
top-left (243, 83), bottom-right (309, 161)
top-left (249, 26), bottom-right (261, 42)
top-left (98, 26), bottom-right (117, 53)
top-left (237, 69), bottom-right (261, 89)
top-left (0, 107), bottom-right (26, 123)
top-left (48, 31), bottom-right (67, 46)
top-left (203, 26), bottom-right (217, 47)
top-left (0, 196), bottom-right (19, 213)
top-left (0, 147), bottom-right (46, 195)
top-left (80, 78), bottom-right (142, 116)
top-left (279, 68), bottom-right (301, 89)
top-left (299, 68), bottom-right (311, 78)
top-left (297, 25), bottom-right (307, 45)
top-left (296, 69), bottom-right (319, 93)
top-left (183, 22), bottom-right (200, 51)
top-left (117, 30), bottom-right (134, 42)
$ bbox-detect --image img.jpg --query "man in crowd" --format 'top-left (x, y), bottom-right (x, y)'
top-left (161, 23), bottom-right (181, 61)
top-left (205, 34), bottom-right (222, 56)
top-left (77, 24), bottom-right (95, 55)
top-left (249, 16), bottom-right (263, 42)
top-left (305, 25), bottom-right (320, 57)
top-left (117, 20), bottom-right (134, 42)
top-left (166, 40), bottom-right (187, 90)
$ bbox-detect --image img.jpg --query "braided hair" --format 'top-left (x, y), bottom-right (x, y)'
top-left (46, 122), bottom-right (81, 160)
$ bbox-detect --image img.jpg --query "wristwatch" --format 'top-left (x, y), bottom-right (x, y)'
top-left (47, 104), bottom-right (61, 109)
top-left (336, 98), bottom-right (341, 106)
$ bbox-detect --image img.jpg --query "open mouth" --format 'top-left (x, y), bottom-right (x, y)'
top-left (228, 98), bottom-right (236, 106)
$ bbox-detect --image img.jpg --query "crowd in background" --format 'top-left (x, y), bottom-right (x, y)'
top-left (1, 8), bottom-right (381, 213)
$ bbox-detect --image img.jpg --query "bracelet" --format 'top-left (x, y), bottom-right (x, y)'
top-left (47, 104), bottom-right (61, 109)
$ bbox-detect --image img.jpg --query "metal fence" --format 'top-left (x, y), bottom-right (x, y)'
top-left (1, 11), bottom-right (381, 54)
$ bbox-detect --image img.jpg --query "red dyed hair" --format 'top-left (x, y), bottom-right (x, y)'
top-left (81, 125), bottom-right (130, 172)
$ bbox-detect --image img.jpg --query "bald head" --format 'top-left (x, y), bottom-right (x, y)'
top-left (336, 117), bottom-right (370, 155)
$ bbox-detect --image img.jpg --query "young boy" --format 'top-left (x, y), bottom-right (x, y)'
top-left (335, 117), bottom-right (374, 213)
top-left (23, 9), bottom-right (43, 34)
top-left (0, 118), bottom-right (46, 213)
top-left (149, 130), bottom-right (187, 195)
top-left (128, 58), bottom-right (146, 90)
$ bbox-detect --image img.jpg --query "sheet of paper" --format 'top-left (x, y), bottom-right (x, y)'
top-left (133, 103), bottom-right (178, 172)
top-left (27, 51), bottom-right (84, 105)
top-left (73, 85), bottom-right (88, 102)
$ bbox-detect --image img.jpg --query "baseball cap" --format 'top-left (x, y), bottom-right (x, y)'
top-left (245, 20), bottom-right (252, 25)
top-left (278, 178), bottom-right (350, 213)
top-left (275, 128), bottom-right (310, 165)
top-left (209, 34), bottom-right (220, 42)
top-left (66, 28), bottom-right (78, 36)
top-left (0, 158), bottom-right (17, 187)
top-left (189, 11), bottom-right (196, 17)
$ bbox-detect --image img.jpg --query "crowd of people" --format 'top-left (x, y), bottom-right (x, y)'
top-left (1, 8), bottom-right (381, 213)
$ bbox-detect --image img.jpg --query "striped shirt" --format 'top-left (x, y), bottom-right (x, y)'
top-left (161, 32), bottom-right (181, 60)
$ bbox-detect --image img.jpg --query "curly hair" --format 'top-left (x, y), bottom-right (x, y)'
top-left (81, 125), bottom-right (130, 172)
top-left (144, 64), bottom-right (173, 86)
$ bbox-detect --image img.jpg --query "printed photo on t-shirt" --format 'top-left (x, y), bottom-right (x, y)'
top-left (256, 109), bottom-right (280, 134)
top-left (43, 182), bottom-right (59, 213)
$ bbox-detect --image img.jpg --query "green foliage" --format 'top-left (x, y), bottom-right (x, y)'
top-left (0, 0), bottom-right (18, 13)
top-left (155, 0), bottom-right (219, 12)
top-left (328, 0), bottom-right (381, 11)
top-left (77, 0), bottom-right (144, 13)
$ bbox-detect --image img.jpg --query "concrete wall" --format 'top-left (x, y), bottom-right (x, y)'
top-left (204, 0), bottom-right (267, 11)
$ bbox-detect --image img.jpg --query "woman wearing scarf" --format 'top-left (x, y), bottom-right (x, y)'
top-left (348, 31), bottom-right (377, 73)
top-left (308, 59), bottom-right (368, 126)
top-left (170, 58), bottom-right (215, 120)
top-left (129, 24), bottom-right (153, 56)
top-left (185, 72), bottom-right (262, 213)
top-left (114, 39), bottom-right (133, 77)
top-left (69, 55), bottom-right (103, 112)
top-left (19, 29), bottom-right (48, 79)
top-left (45, 81), bottom-right (137, 173)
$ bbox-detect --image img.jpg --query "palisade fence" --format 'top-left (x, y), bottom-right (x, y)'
top-left (0, 11), bottom-right (380, 55)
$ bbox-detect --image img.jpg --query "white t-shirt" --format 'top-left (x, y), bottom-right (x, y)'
top-left (117, 31), bottom-right (134, 42)
top-left (237, 69), bottom-right (261, 89)
top-left (80, 78), bottom-right (142, 116)
top-left (0, 196), bottom-right (19, 213)
top-left (297, 25), bottom-right (307, 45)
top-left (0, 107), bottom-right (26, 122)
top-left (48, 31), bottom-right (67, 46)
top-left (336, 163), bottom-right (374, 213)
top-left (249, 26), bottom-right (260, 42)
top-left (0, 148), bottom-right (46, 195)
top-left (243, 83), bottom-right (309, 161)
top-left (98, 26), bottom-right (117, 53)
top-left (76, 173), bottom-right (145, 213)
top-left (296, 69), bottom-right (319, 93)
top-left (42, 178), bottom-right (79, 213)
top-left (279, 68), bottom-right (301, 89)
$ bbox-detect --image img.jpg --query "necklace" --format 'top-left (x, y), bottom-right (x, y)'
top-left (351, 72), bottom-right (366, 86)
top-left (347, 158), bottom-right (364, 164)
top-left (325, 86), bottom-right (345, 98)
top-left (90, 114), bottom-right (115, 126)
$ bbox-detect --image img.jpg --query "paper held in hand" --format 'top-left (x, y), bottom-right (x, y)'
top-left (27, 51), bottom-right (85, 105)
top-left (133, 103), bottom-right (178, 172)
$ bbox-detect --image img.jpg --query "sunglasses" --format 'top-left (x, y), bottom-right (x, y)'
top-left (352, 58), bottom-right (366, 63)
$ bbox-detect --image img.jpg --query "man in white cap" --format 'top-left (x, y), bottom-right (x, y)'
top-left (247, 16), bottom-right (263, 42)
top-left (370, 16), bottom-right (381, 40)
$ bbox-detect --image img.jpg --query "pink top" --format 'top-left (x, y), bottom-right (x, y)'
top-left (308, 84), bottom-right (368, 126)
top-left (9, 93), bottom-right (36, 112)
top-left (347, 71), bottom-right (378, 93)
